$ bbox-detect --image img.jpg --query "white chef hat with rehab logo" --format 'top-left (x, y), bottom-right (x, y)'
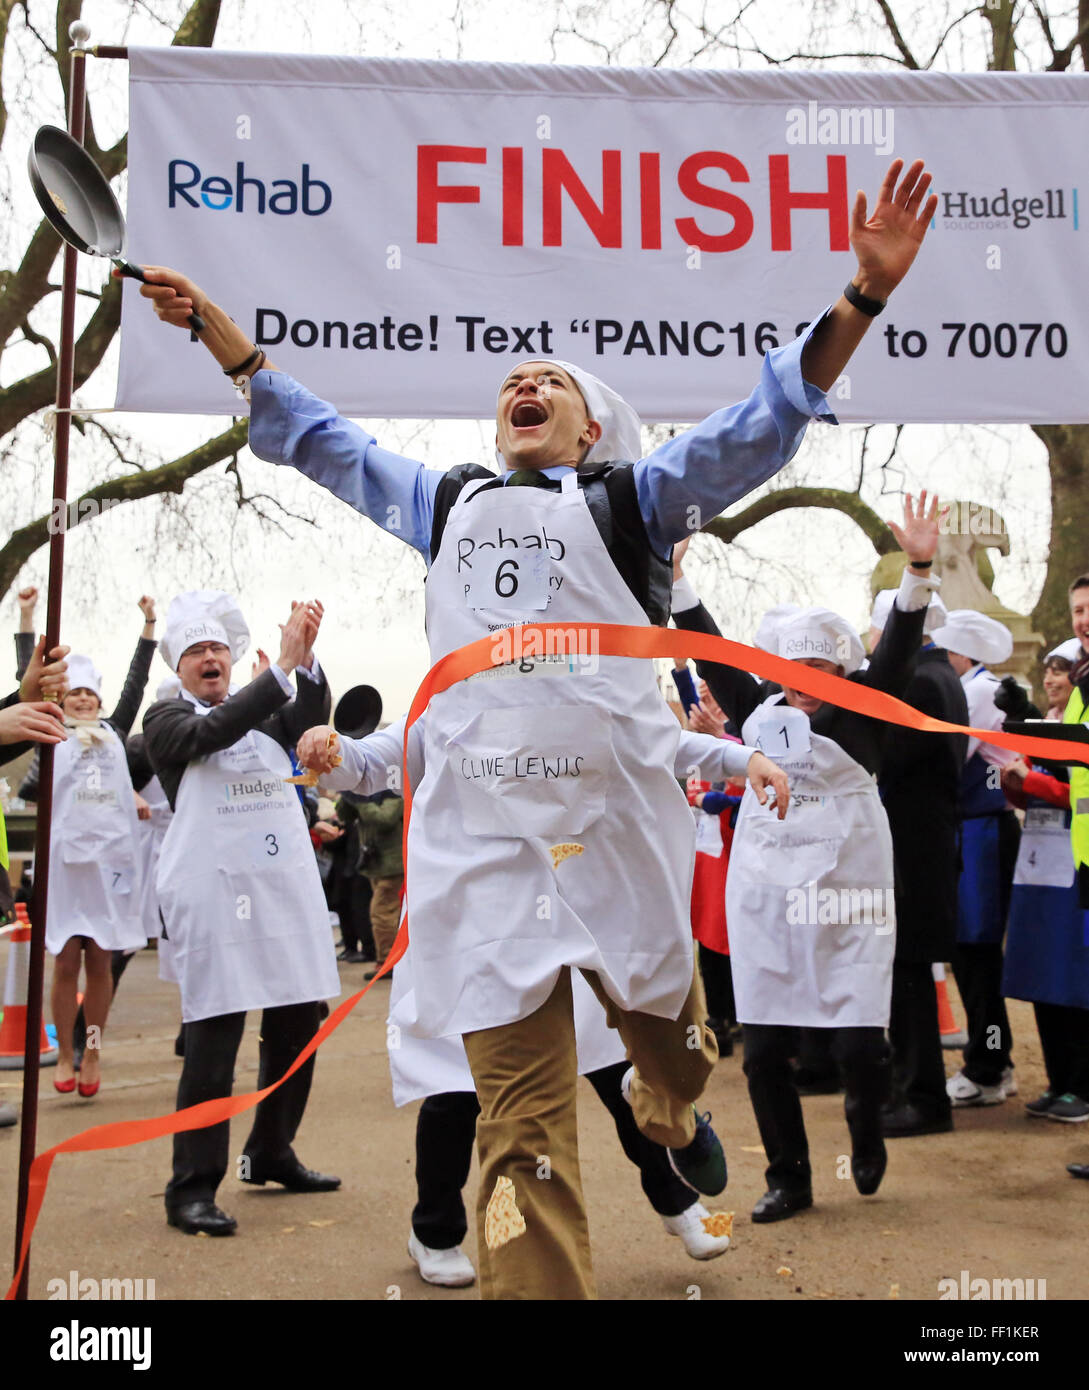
top-left (772, 606), bottom-right (866, 675)
top-left (161, 591), bottom-right (250, 672)
top-left (930, 609), bottom-right (1013, 667)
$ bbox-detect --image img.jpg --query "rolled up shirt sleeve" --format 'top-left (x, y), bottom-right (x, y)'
top-left (248, 370), bottom-right (444, 559)
top-left (635, 311), bottom-right (837, 555)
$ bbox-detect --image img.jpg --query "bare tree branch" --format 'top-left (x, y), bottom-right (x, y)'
top-left (0, 418), bottom-right (248, 599)
top-left (702, 485), bottom-right (899, 554)
top-left (872, 0), bottom-right (921, 69)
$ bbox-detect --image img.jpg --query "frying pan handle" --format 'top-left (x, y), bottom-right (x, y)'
top-left (116, 259), bottom-right (205, 334)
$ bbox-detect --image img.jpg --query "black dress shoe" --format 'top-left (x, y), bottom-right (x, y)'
top-left (166, 1201), bottom-right (237, 1236)
top-left (242, 1157), bottom-right (341, 1191)
top-left (1068, 1163), bottom-right (1089, 1180)
top-left (852, 1143), bottom-right (888, 1195)
top-left (881, 1102), bottom-right (954, 1138)
top-left (751, 1188), bottom-right (813, 1223)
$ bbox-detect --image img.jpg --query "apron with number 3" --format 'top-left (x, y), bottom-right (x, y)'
top-left (407, 470), bottom-right (699, 1038)
top-left (45, 727), bottom-right (147, 956)
top-left (156, 699), bottom-right (340, 1022)
top-left (726, 693), bottom-right (897, 1028)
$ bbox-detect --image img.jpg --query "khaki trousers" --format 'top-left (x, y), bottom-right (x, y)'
top-left (462, 963), bottom-right (717, 1300)
top-left (369, 875), bottom-right (403, 965)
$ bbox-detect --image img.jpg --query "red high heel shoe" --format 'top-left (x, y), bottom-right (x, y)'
top-left (53, 1076), bottom-right (76, 1094)
top-left (77, 1077), bottom-right (100, 1098)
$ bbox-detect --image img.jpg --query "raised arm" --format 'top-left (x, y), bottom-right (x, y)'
top-left (108, 597), bottom-right (158, 738)
top-left (129, 266), bottom-right (444, 559)
top-left (635, 159), bottom-right (937, 554)
top-left (865, 492), bottom-right (941, 700)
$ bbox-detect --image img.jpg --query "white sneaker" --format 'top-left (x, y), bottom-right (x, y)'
top-left (408, 1232), bottom-right (476, 1287)
top-left (946, 1069), bottom-right (1006, 1107)
top-left (1001, 1066), bottom-right (1018, 1097)
top-left (661, 1202), bottom-right (730, 1260)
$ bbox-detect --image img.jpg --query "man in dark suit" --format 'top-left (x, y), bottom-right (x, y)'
top-left (867, 591), bottom-right (968, 1137)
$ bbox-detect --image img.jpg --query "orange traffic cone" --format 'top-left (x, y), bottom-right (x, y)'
top-left (0, 903), bottom-right (58, 1069)
top-left (933, 961), bottom-right (968, 1050)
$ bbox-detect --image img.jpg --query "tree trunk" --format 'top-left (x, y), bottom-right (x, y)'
top-left (1031, 423), bottom-right (1089, 650)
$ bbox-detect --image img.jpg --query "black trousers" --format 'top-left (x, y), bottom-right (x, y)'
top-left (334, 876), bottom-right (374, 957)
top-left (698, 944), bottom-right (736, 1026)
top-left (950, 942), bottom-right (1012, 1086)
top-left (166, 1000), bottom-right (321, 1210)
top-left (742, 1023), bottom-right (891, 1194)
top-left (1035, 1002), bottom-right (1089, 1099)
top-left (411, 1061), bottom-right (695, 1250)
top-left (888, 959), bottom-right (952, 1122)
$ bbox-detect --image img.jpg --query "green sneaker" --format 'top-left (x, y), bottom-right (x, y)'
top-left (668, 1110), bottom-right (727, 1196)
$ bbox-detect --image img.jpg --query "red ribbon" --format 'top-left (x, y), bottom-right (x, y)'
top-left (10, 622), bottom-right (1084, 1299)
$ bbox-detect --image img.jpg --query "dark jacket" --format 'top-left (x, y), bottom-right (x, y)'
top-left (18, 637), bottom-right (156, 802)
top-left (878, 644), bottom-right (968, 962)
top-left (337, 791), bottom-right (404, 880)
top-left (672, 598), bottom-right (925, 777)
top-left (143, 667), bottom-right (331, 811)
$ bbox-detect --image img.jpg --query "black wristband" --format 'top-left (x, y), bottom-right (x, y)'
top-left (910, 559), bottom-right (933, 569)
top-left (844, 281), bottom-right (886, 317)
top-left (222, 346), bottom-right (262, 376)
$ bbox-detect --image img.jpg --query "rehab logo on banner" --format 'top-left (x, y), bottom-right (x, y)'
top-left (119, 52), bottom-right (1089, 425)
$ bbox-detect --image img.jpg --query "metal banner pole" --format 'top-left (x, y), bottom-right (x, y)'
top-left (13, 20), bottom-right (90, 1300)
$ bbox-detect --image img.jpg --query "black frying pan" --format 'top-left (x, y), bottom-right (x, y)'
top-left (28, 125), bottom-right (204, 333)
top-left (334, 685), bottom-right (383, 739)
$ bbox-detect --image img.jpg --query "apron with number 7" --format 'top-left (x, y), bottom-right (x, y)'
top-left (155, 700), bottom-right (340, 1022)
top-left (726, 693), bottom-right (897, 1027)
top-left (45, 726), bottom-right (147, 956)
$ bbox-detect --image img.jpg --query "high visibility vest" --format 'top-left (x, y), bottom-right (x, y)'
top-left (1064, 685), bottom-right (1089, 870)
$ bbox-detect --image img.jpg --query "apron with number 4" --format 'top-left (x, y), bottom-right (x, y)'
top-left (726, 695), bottom-right (896, 1028)
top-left (1003, 797), bottom-right (1089, 1009)
top-left (156, 700), bottom-right (340, 1022)
top-left (408, 470), bottom-right (698, 1038)
top-left (46, 726), bottom-right (146, 956)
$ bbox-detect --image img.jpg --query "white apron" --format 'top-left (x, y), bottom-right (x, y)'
top-left (407, 470), bottom-right (697, 1037)
top-left (726, 695), bottom-right (896, 1028)
top-left (136, 773), bottom-right (172, 941)
top-left (45, 726), bottom-right (146, 956)
top-left (155, 699), bottom-right (340, 1022)
top-left (387, 924), bottom-right (626, 1105)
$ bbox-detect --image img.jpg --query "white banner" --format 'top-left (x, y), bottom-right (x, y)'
top-left (119, 51), bottom-right (1089, 424)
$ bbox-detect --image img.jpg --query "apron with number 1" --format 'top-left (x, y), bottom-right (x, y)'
top-left (726, 694), bottom-right (897, 1027)
top-left (155, 698), bottom-right (340, 1022)
top-left (404, 469), bottom-right (699, 1039)
top-left (45, 726), bottom-right (146, 956)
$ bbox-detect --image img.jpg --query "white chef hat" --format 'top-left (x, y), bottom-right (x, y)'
top-left (869, 588), bottom-right (949, 635)
top-left (773, 607), bottom-right (866, 675)
top-left (1045, 637), bottom-right (1084, 665)
top-left (65, 654), bottom-right (102, 698)
top-left (161, 591), bottom-right (249, 671)
top-left (930, 609), bottom-right (1013, 667)
top-left (155, 674), bottom-right (183, 701)
top-left (496, 359), bottom-right (643, 466)
top-left (753, 603), bottom-right (802, 654)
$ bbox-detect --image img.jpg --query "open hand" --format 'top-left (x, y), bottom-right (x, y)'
top-left (887, 490), bottom-right (941, 567)
top-left (851, 159), bottom-right (939, 302)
